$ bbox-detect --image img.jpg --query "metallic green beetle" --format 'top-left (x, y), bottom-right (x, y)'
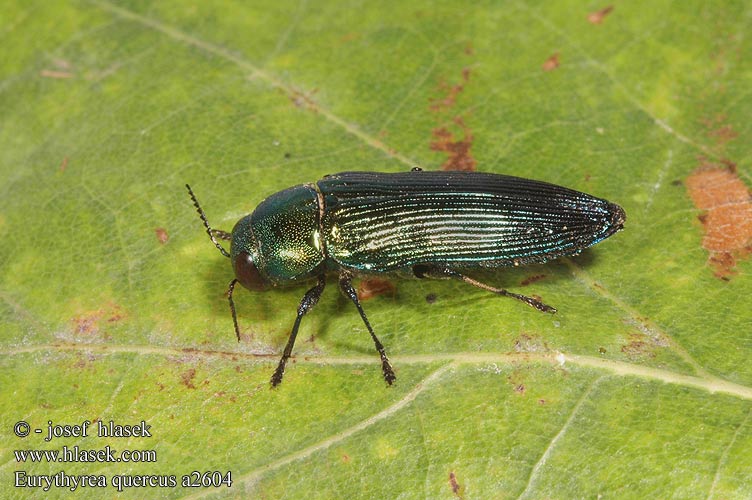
top-left (187, 169), bottom-right (625, 387)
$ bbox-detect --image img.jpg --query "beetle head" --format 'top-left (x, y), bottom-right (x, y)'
top-left (230, 215), bottom-right (270, 291)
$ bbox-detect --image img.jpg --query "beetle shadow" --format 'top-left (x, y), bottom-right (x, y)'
top-left (199, 259), bottom-right (346, 347)
top-left (198, 249), bottom-right (602, 350)
top-left (197, 257), bottom-right (283, 338)
top-left (324, 249), bottom-right (602, 354)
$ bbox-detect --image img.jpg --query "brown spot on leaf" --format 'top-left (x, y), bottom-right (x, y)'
top-left (709, 125), bottom-right (738, 144)
top-left (428, 68), bottom-right (477, 171)
top-left (288, 88), bottom-right (319, 110)
top-left (701, 114), bottom-right (738, 146)
top-left (71, 303), bottom-right (124, 335)
top-left (507, 369), bottom-right (528, 396)
top-left (155, 227), bottom-right (169, 244)
top-left (513, 334), bottom-right (549, 353)
top-left (430, 118), bottom-right (477, 172)
top-left (700, 114), bottom-right (738, 153)
top-left (73, 313), bottom-right (99, 335)
top-left (520, 274), bottom-right (547, 286)
top-left (587, 6), bottom-right (614, 24)
top-left (542, 53), bottom-right (560, 71)
top-left (449, 472), bottom-right (462, 498)
top-left (685, 163), bottom-right (752, 279)
top-left (181, 368), bottom-right (197, 389)
top-left (106, 314), bottom-right (122, 324)
top-left (620, 333), bottom-right (656, 359)
top-left (73, 352), bottom-right (97, 370)
top-left (429, 69), bottom-right (471, 113)
top-left (357, 277), bottom-right (396, 301)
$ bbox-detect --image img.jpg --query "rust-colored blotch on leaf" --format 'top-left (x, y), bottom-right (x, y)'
top-left (587, 5), bottom-right (614, 24)
top-left (686, 164), bottom-right (752, 278)
top-left (357, 277), bottom-right (396, 301)
top-left (542, 53), bottom-right (560, 71)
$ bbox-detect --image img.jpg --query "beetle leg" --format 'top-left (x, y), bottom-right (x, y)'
top-left (270, 275), bottom-right (327, 387)
top-left (227, 279), bottom-right (241, 341)
top-left (413, 265), bottom-right (557, 314)
top-left (339, 272), bottom-right (396, 385)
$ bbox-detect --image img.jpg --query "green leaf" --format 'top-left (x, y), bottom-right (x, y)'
top-left (2, 0), bottom-right (751, 498)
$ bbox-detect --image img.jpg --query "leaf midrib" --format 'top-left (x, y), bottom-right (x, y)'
top-left (4, 343), bottom-right (752, 400)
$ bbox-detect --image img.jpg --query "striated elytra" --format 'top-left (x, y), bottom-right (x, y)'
top-left (187, 169), bottom-right (626, 387)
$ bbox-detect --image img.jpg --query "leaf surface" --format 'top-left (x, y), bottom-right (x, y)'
top-left (1, 1), bottom-right (751, 498)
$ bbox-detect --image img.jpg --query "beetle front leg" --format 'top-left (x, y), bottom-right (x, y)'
top-left (339, 272), bottom-right (396, 385)
top-left (413, 264), bottom-right (557, 314)
top-left (227, 279), bottom-right (241, 341)
top-left (270, 275), bottom-right (326, 387)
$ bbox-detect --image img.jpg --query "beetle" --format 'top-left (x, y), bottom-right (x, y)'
top-left (187, 169), bottom-right (625, 387)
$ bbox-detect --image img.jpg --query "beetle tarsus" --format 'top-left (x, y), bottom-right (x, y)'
top-left (502, 290), bottom-right (556, 314)
top-left (458, 273), bottom-right (557, 314)
top-left (415, 265), bottom-right (557, 314)
top-left (339, 272), bottom-right (396, 385)
top-left (270, 275), bottom-right (326, 387)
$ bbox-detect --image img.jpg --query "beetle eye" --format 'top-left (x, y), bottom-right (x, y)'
top-left (234, 252), bottom-right (268, 291)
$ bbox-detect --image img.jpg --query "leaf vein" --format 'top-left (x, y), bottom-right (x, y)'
top-left (90, 0), bottom-right (422, 170)
top-left (517, 376), bottom-right (602, 499)
top-left (180, 363), bottom-right (454, 498)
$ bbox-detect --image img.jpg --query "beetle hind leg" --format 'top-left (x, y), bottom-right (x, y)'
top-left (413, 264), bottom-right (557, 314)
top-left (339, 272), bottom-right (396, 385)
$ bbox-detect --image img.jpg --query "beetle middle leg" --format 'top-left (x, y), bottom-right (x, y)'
top-left (270, 275), bottom-right (327, 387)
top-left (339, 271), bottom-right (396, 385)
top-left (413, 264), bottom-right (557, 314)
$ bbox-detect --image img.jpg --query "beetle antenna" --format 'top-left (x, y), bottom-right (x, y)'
top-left (186, 184), bottom-right (231, 258)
